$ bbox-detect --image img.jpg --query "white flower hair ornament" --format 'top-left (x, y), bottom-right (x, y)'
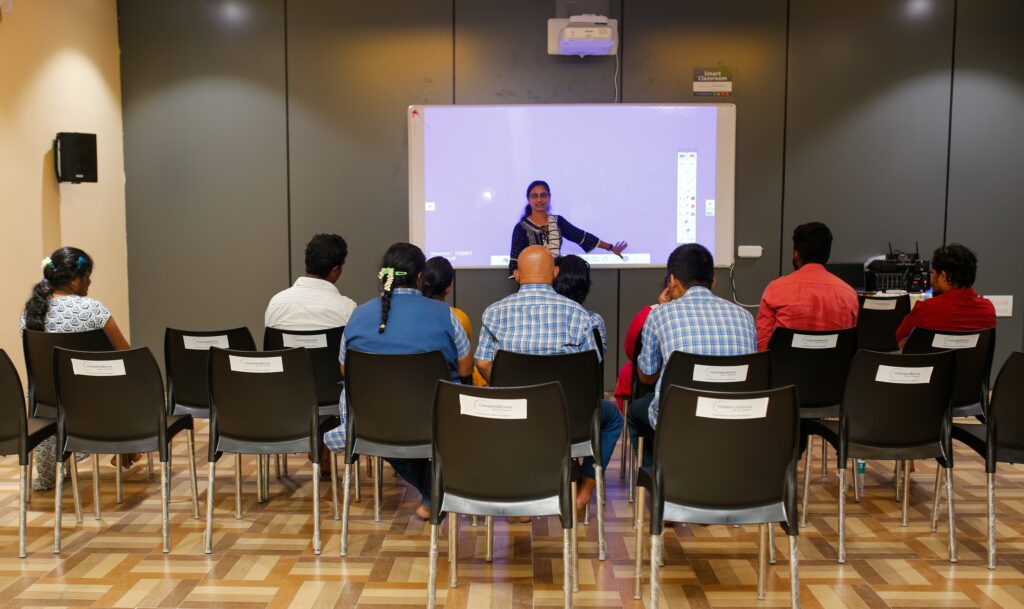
top-left (40, 257), bottom-right (53, 270)
top-left (378, 267), bottom-right (408, 292)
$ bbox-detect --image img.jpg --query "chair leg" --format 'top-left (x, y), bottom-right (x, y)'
top-left (204, 462), bottom-right (216, 554)
top-left (651, 530), bottom-right (663, 609)
top-left (571, 480), bottom-right (579, 593)
top-left (789, 534), bottom-right (800, 609)
top-left (340, 462), bottom-right (352, 557)
top-left (853, 465), bottom-right (862, 503)
top-left (427, 523), bottom-right (439, 609)
top-left (147, 451), bottom-right (154, 479)
top-left (374, 456), bottom-right (383, 522)
top-left (563, 528), bottom-right (573, 609)
top-left (800, 447), bottom-right (811, 528)
top-left (354, 456), bottom-right (362, 503)
top-left (54, 460), bottom-right (64, 554)
top-left (70, 459), bottom-right (82, 523)
top-left (312, 463), bottom-right (322, 556)
top-left (19, 463), bottom-right (28, 558)
top-left (820, 437), bottom-right (828, 478)
top-left (930, 464), bottom-right (943, 532)
top-left (263, 456), bottom-right (270, 497)
top-left (235, 454), bottom-right (243, 519)
top-left (449, 512), bottom-right (459, 587)
top-left (633, 485), bottom-right (645, 599)
top-left (619, 420), bottom-right (627, 480)
top-left (275, 455), bottom-right (281, 479)
top-left (187, 430), bottom-right (200, 519)
top-left (367, 455), bottom-right (374, 479)
top-left (758, 523), bottom-right (768, 600)
top-left (161, 461), bottom-right (170, 553)
top-left (945, 466), bottom-right (957, 563)
top-left (331, 453), bottom-right (340, 521)
top-left (837, 468), bottom-right (847, 564)
top-left (26, 452), bottom-right (33, 504)
top-left (256, 455), bottom-right (264, 504)
top-left (92, 454), bottom-right (102, 520)
top-left (115, 454), bottom-right (123, 504)
top-left (987, 470), bottom-right (995, 573)
top-left (485, 516), bottom-right (493, 562)
top-left (895, 460), bottom-right (904, 502)
top-left (769, 522), bottom-right (777, 564)
top-left (471, 515), bottom-right (479, 527)
top-left (282, 453), bottom-right (288, 477)
top-left (597, 464), bottom-right (607, 560)
top-left (901, 460), bottom-right (911, 527)
top-left (583, 501), bottom-right (590, 526)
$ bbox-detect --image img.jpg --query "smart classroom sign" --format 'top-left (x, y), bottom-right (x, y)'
top-left (693, 67), bottom-right (733, 96)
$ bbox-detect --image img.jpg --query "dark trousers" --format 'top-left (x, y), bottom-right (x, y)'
top-left (384, 457), bottom-right (432, 507)
top-left (625, 393), bottom-right (656, 467)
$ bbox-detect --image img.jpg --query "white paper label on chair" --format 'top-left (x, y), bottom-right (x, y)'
top-left (282, 334), bottom-right (328, 349)
top-left (229, 355), bottom-right (284, 374)
top-left (183, 335), bottom-right (230, 350)
top-left (931, 333), bottom-right (979, 349)
top-left (71, 358), bottom-right (126, 377)
top-left (863, 298), bottom-right (898, 311)
top-left (459, 395), bottom-right (527, 420)
top-left (791, 333), bottom-right (838, 349)
top-left (695, 396), bottom-right (769, 419)
top-left (875, 365), bottom-right (933, 384)
top-left (692, 364), bottom-right (749, 383)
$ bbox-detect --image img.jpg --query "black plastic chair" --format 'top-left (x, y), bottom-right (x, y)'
top-left (0, 350), bottom-right (58, 558)
top-left (857, 294), bottom-right (911, 352)
top-left (634, 385), bottom-right (800, 608)
top-left (490, 349), bottom-right (608, 563)
top-left (338, 350), bottom-right (451, 557)
top-left (803, 350), bottom-right (958, 563)
top-left (204, 347), bottom-right (321, 554)
top-left (769, 326), bottom-right (857, 507)
top-left (947, 351), bottom-right (1024, 569)
top-left (902, 326), bottom-right (996, 418)
top-left (52, 347), bottom-right (199, 554)
top-left (165, 327), bottom-right (256, 418)
top-left (426, 381), bottom-right (574, 609)
top-left (263, 326), bottom-right (344, 417)
top-left (23, 328), bottom-right (112, 418)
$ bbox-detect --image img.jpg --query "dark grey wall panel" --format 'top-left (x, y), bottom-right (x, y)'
top-left (784, 0), bottom-right (955, 264)
top-left (946, 0), bottom-right (1024, 370)
top-left (286, 0), bottom-right (454, 303)
top-left (120, 0), bottom-right (289, 363)
top-left (622, 0), bottom-right (788, 305)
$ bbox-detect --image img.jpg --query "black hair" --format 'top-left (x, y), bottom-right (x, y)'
top-left (666, 243), bottom-right (714, 289)
top-left (931, 243), bottom-right (978, 289)
top-left (378, 242), bottom-right (426, 333)
top-left (553, 254), bottom-right (591, 305)
top-left (24, 246), bottom-right (94, 331)
top-left (304, 233), bottom-right (348, 278)
top-left (520, 179), bottom-right (551, 222)
top-left (421, 256), bottom-right (455, 300)
top-left (792, 222), bottom-right (833, 265)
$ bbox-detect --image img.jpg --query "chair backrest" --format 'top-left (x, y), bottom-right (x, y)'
top-left (53, 347), bottom-right (168, 457)
top-left (490, 349), bottom-right (601, 446)
top-left (660, 350), bottom-right (771, 395)
top-left (653, 385), bottom-right (799, 522)
top-left (344, 349), bottom-right (451, 455)
top-left (0, 350), bottom-right (28, 455)
top-left (987, 351), bottom-right (1024, 455)
top-left (840, 350), bottom-right (957, 456)
top-left (857, 294), bottom-right (911, 352)
top-left (631, 330), bottom-right (655, 401)
top-left (23, 328), bottom-right (112, 417)
top-left (165, 327), bottom-right (255, 411)
top-left (207, 347), bottom-right (318, 454)
top-left (768, 327), bottom-right (858, 408)
top-left (432, 380), bottom-right (571, 524)
top-left (901, 326), bottom-right (996, 408)
top-left (263, 326), bottom-right (344, 406)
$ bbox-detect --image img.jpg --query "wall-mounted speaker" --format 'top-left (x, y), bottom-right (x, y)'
top-left (54, 132), bottom-right (97, 183)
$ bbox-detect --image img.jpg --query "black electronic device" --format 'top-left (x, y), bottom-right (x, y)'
top-left (53, 132), bottom-right (97, 183)
top-left (864, 243), bottom-right (930, 293)
top-left (825, 262), bottom-right (866, 291)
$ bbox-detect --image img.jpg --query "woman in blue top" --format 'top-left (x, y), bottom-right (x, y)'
top-left (323, 243), bottom-right (471, 519)
top-left (508, 180), bottom-right (628, 273)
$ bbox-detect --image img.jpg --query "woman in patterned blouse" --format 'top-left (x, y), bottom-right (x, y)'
top-left (508, 180), bottom-right (628, 273)
top-left (21, 246), bottom-right (131, 490)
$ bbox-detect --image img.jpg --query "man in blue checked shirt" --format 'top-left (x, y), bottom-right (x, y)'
top-left (475, 245), bottom-right (623, 511)
top-left (628, 243), bottom-right (757, 466)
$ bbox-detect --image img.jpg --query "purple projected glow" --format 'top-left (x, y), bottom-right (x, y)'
top-left (419, 105), bottom-right (723, 267)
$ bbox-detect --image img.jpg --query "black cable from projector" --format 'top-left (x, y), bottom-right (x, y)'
top-left (728, 263), bottom-right (761, 309)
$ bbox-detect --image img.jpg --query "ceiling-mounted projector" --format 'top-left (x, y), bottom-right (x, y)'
top-left (547, 14), bottom-right (618, 56)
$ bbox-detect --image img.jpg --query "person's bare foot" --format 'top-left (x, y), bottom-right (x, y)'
top-left (415, 503), bottom-right (431, 520)
top-left (506, 516), bottom-right (532, 524)
top-left (575, 477), bottom-right (596, 512)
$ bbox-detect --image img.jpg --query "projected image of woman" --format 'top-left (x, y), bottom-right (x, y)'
top-left (508, 180), bottom-right (628, 273)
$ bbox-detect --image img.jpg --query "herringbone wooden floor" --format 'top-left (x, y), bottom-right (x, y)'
top-left (2, 421), bottom-right (1024, 608)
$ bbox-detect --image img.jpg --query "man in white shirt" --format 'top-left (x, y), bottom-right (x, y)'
top-left (265, 234), bottom-right (357, 330)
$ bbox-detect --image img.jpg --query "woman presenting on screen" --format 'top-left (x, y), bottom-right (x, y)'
top-left (509, 180), bottom-right (628, 273)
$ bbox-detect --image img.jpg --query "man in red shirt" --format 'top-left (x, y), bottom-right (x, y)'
top-left (756, 222), bottom-right (859, 351)
top-left (895, 243), bottom-right (995, 348)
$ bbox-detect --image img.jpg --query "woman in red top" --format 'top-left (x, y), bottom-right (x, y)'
top-left (614, 283), bottom-right (671, 411)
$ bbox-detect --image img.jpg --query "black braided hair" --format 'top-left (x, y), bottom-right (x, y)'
top-left (520, 179), bottom-right (551, 221)
top-left (378, 243), bottom-right (426, 333)
top-left (24, 246), bottom-right (94, 330)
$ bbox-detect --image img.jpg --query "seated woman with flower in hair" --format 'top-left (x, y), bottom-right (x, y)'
top-left (21, 247), bottom-right (131, 490)
top-left (322, 243), bottom-right (472, 520)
